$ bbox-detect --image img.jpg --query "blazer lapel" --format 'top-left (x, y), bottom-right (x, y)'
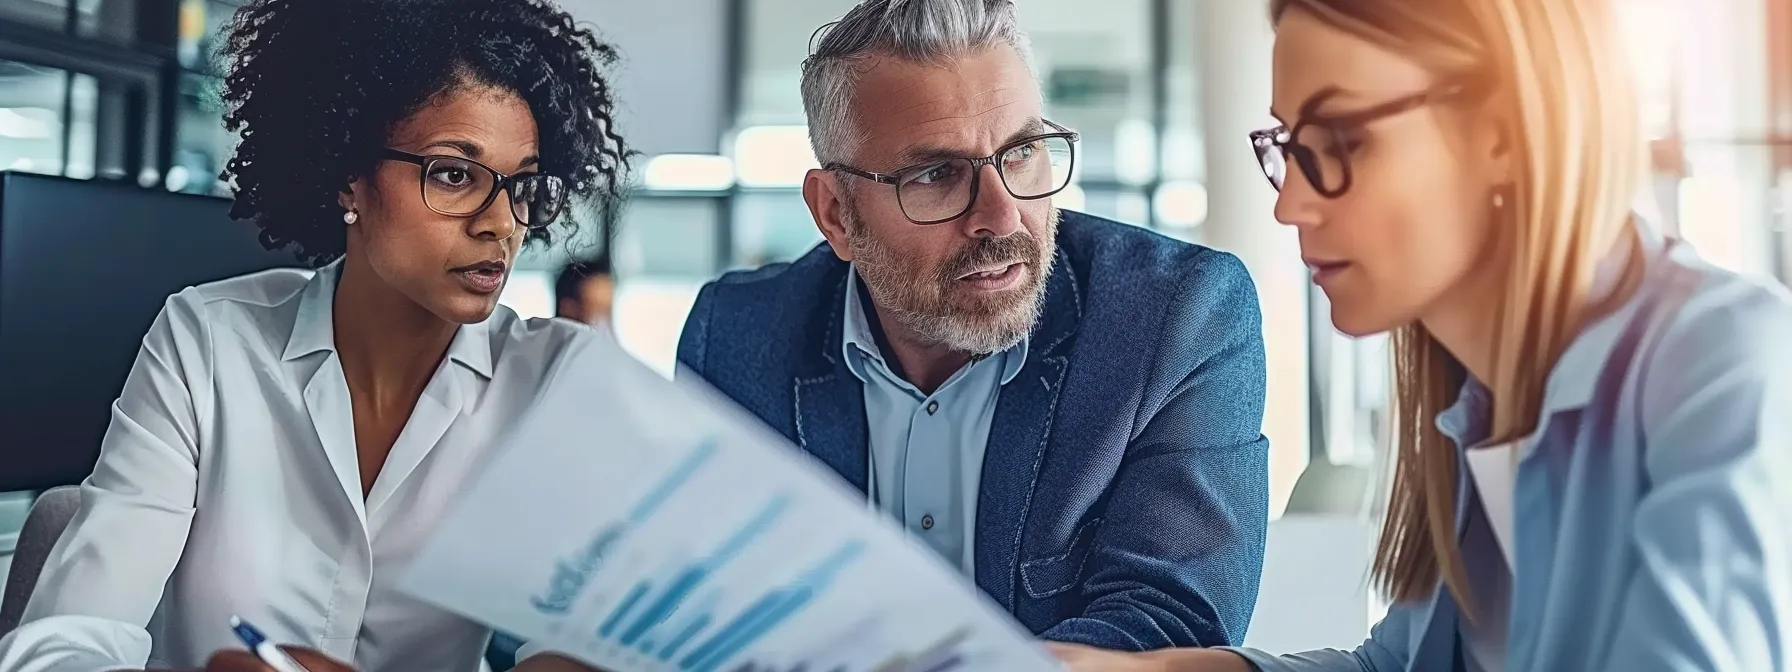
top-left (793, 273), bottom-right (870, 494)
top-left (976, 250), bottom-right (1080, 609)
top-left (795, 372), bottom-right (869, 494)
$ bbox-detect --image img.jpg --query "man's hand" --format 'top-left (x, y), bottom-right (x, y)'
top-left (1045, 643), bottom-right (1252, 672)
top-left (512, 652), bottom-right (604, 671)
top-left (200, 646), bottom-right (355, 672)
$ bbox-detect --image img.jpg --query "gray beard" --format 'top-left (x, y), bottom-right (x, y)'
top-left (846, 209), bottom-right (1058, 356)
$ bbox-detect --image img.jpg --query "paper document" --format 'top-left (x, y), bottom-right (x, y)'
top-left (400, 331), bottom-right (1059, 672)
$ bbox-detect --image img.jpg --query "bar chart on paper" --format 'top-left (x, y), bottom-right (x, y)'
top-left (400, 332), bottom-right (1057, 672)
top-left (543, 442), bottom-right (905, 672)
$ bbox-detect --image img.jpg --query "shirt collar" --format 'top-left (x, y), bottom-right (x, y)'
top-left (1542, 215), bottom-right (1667, 411)
top-left (281, 259), bottom-right (496, 379)
top-left (840, 266), bottom-right (1028, 386)
top-left (1434, 216), bottom-right (1668, 447)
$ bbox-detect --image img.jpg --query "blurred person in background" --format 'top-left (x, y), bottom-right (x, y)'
top-left (677, 0), bottom-right (1271, 651)
top-left (1052, 0), bottom-right (1792, 670)
top-left (554, 253), bottom-right (615, 328)
top-left (0, 0), bottom-right (631, 670)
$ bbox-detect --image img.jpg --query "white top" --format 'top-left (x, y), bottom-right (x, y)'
top-left (1463, 444), bottom-right (1518, 567)
top-left (1460, 442), bottom-right (1519, 672)
top-left (0, 263), bottom-right (599, 672)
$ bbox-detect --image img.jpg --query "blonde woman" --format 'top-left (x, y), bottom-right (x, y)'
top-left (1050, 0), bottom-right (1792, 670)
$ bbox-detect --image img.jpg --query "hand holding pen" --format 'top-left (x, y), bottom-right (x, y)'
top-left (195, 617), bottom-right (355, 672)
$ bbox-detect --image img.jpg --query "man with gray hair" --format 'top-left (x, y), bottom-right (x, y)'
top-left (678, 0), bottom-right (1269, 652)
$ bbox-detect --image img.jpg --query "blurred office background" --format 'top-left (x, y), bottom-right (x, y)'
top-left (0, 0), bottom-right (1785, 650)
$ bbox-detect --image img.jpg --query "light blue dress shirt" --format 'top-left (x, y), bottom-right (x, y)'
top-left (841, 268), bottom-right (1028, 575)
top-left (1225, 221), bottom-right (1792, 671)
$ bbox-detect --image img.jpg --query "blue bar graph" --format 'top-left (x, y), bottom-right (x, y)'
top-left (679, 540), bottom-right (868, 672)
top-left (659, 613), bottom-right (713, 661)
top-left (538, 440), bottom-right (912, 671)
top-left (530, 441), bottom-right (719, 617)
top-left (598, 581), bottom-right (653, 638)
top-left (630, 439), bottom-right (719, 523)
top-left (617, 494), bottom-right (793, 647)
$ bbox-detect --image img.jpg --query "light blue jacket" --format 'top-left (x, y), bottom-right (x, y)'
top-left (1231, 223), bottom-right (1792, 671)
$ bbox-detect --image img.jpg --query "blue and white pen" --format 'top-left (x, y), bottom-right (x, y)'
top-left (228, 616), bottom-right (311, 672)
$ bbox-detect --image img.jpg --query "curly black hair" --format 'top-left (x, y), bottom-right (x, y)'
top-left (217, 0), bottom-right (632, 266)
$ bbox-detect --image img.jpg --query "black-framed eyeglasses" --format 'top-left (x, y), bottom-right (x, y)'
top-left (824, 120), bottom-right (1080, 225)
top-left (380, 148), bottom-right (568, 235)
top-left (1250, 85), bottom-right (1472, 199)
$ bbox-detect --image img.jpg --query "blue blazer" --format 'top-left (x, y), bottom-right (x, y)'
top-left (1226, 224), bottom-right (1792, 671)
top-left (674, 211), bottom-right (1271, 650)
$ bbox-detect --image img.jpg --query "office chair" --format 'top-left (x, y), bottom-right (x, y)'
top-left (0, 486), bottom-right (80, 636)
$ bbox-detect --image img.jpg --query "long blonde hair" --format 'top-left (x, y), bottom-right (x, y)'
top-left (1269, 0), bottom-right (1645, 613)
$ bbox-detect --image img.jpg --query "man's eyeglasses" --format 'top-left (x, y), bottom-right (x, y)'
top-left (380, 148), bottom-right (568, 236)
top-left (1249, 85), bottom-right (1471, 199)
top-left (824, 120), bottom-right (1079, 225)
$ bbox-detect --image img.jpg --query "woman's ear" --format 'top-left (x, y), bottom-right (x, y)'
top-left (337, 180), bottom-right (361, 225)
top-left (1480, 108), bottom-right (1517, 186)
top-left (337, 179), bottom-right (358, 213)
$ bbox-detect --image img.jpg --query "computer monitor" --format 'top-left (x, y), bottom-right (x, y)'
top-left (0, 172), bottom-right (304, 492)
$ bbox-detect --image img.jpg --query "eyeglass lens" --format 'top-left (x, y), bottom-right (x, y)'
top-left (421, 157), bottom-right (568, 227)
top-left (895, 135), bottom-right (1075, 223)
top-left (1253, 124), bottom-right (1351, 195)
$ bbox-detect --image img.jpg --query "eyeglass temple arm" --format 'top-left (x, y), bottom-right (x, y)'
top-left (823, 163), bottom-right (902, 185)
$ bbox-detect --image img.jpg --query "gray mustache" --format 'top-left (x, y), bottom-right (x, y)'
top-left (940, 234), bottom-right (1039, 281)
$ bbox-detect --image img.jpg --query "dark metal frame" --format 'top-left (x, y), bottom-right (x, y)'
top-left (823, 124), bottom-right (1080, 225)
top-left (380, 147), bottom-right (568, 232)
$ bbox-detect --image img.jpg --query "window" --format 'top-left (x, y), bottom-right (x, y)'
top-left (1070, 188), bottom-right (1152, 225)
top-left (76, 0), bottom-right (142, 44)
top-left (613, 197), bottom-right (724, 278)
top-left (1020, 0), bottom-right (1155, 186)
top-left (0, 61), bottom-right (97, 177)
top-left (731, 191), bottom-right (822, 268)
top-left (170, 0), bottom-right (242, 195)
top-left (0, 0), bottom-right (69, 32)
top-left (172, 71), bottom-right (230, 194)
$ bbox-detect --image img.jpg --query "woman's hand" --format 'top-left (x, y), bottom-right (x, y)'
top-left (1045, 643), bottom-right (1253, 672)
top-left (1047, 643), bottom-right (1168, 672)
top-left (201, 647), bottom-right (356, 672)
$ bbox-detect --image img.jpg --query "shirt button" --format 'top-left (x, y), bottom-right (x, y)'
top-left (920, 514), bottom-right (935, 530)
top-left (926, 400), bottom-right (939, 415)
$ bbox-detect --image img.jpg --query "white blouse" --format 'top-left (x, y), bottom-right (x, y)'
top-left (0, 263), bottom-right (599, 671)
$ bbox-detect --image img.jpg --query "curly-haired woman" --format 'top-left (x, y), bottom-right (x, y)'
top-left (0, 0), bottom-right (628, 669)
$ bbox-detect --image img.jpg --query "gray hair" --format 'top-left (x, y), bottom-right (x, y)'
top-left (800, 0), bottom-right (1034, 167)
